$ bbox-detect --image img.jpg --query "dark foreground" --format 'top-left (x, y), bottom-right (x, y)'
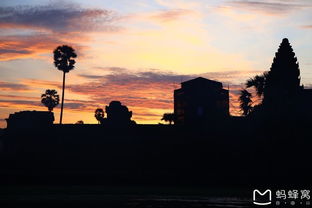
top-left (1, 186), bottom-right (251, 208)
top-left (0, 122), bottom-right (311, 207)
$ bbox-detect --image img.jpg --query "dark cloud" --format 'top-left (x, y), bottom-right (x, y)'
top-left (132, 112), bottom-right (163, 117)
top-left (95, 66), bottom-right (128, 72)
top-left (0, 94), bottom-right (37, 100)
top-left (70, 69), bottom-right (192, 109)
top-left (0, 3), bottom-right (119, 61)
top-left (102, 69), bottom-right (195, 84)
top-left (0, 4), bottom-right (118, 33)
top-left (0, 49), bottom-right (31, 54)
top-left (0, 97), bottom-right (96, 112)
top-left (78, 74), bottom-right (104, 79)
top-left (0, 99), bottom-right (38, 106)
top-left (77, 67), bottom-right (259, 90)
top-left (64, 102), bottom-right (86, 110)
top-left (0, 81), bottom-right (30, 91)
top-left (226, 0), bottom-right (311, 15)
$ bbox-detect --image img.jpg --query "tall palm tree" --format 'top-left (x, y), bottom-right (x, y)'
top-left (53, 45), bottom-right (77, 124)
top-left (161, 113), bottom-right (175, 125)
top-left (95, 108), bottom-right (105, 124)
top-left (41, 89), bottom-right (60, 112)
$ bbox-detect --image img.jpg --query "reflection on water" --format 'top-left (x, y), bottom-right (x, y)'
top-left (127, 196), bottom-right (251, 208)
top-left (1, 194), bottom-right (252, 208)
top-left (1, 186), bottom-right (253, 208)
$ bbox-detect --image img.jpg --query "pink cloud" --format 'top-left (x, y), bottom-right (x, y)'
top-left (150, 9), bottom-right (195, 22)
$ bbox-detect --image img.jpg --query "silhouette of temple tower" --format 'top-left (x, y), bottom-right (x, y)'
top-left (174, 77), bottom-right (229, 125)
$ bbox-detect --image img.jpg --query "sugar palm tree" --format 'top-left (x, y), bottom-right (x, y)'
top-left (95, 108), bottom-right (105, 124)
top-left (41, 89), bottom-right (60, 112)
top-left (53, 45), bottom-right (77, 124)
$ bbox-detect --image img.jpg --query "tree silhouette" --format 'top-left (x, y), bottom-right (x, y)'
top-left (105, 101), bottom-right (135, 125)
top-left (53, 45), bottom-right (77, 124)
top-left (41, 89), bottom-right (60, 112)
top-left (95, 108), bottom-right (104, 124)
top-left (161, 113), bottom-right (175, 125)
top-left (239, 72), bottom-right (267, 116)
top-left (246, 72), bottom-right (268, 98)
top-left (75, 120), bottom-right (84, 124)
top-left (239, 89), bottom-right (253, 116)
top-left (263, 38), bottom-right (301, 106)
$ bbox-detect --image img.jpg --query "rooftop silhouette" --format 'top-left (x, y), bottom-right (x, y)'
top-left (174, 77), bottom-right (229, 125)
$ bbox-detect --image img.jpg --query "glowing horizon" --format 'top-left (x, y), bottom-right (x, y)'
top-left (1, 0), bottom-right (312, 128)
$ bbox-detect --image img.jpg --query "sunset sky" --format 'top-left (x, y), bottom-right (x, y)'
top-left (1, 0), bottom-right (312, 127)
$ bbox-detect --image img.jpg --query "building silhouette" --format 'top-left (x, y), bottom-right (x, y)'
top-left (6, 111), bottom-right (54, 129)
top-left (174, 77), bottom-right (229, 125)
top-left (298, 88), bottom-right (312, 119)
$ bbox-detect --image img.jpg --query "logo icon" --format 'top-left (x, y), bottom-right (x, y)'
top-left (253, 189), bottom-right (272, 206)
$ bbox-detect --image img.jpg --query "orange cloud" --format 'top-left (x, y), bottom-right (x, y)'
top-left (21, 79), bottom-right (62, 90)
top-left (72, 69), bottom-right (255, 116)
top-left (0, 34), bottom-right (90, 61)
top-left (301, 25), bottom-right (312, 29)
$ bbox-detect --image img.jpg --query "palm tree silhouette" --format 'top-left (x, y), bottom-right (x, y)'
top-left (239, 89), bottom-right (253, 116)
top-left (53, 45), bottom-right (77, 124)
top-left (238, 72), bottom-right (268, 116)
top-left (245, 72), bottom-right (268, 97)
top-left (95, 108), bottom-right (105, 124)
top-left (41, 89), bottom-right (60, 112)
top-left (161, 113), bottom-right (175, 125)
